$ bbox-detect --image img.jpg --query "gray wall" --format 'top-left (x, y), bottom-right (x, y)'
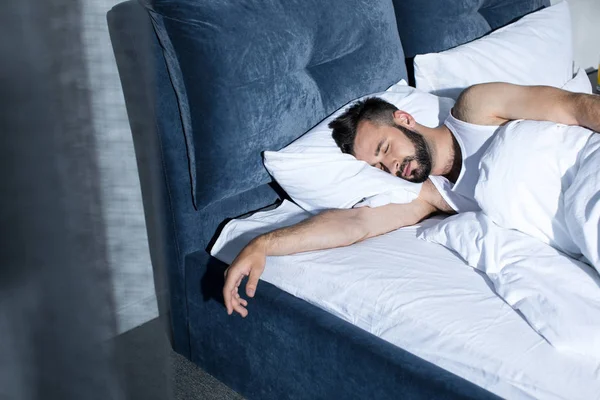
top-left (82, 0), bottom-right (158, 334)
top-left (551, 0), bottom-right (600, 71)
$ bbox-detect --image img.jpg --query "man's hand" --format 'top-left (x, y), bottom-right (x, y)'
top-left (223, 238), bottom-right (267, 317)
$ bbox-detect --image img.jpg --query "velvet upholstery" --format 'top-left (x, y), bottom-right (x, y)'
top-left (108, 2), bottom-right (281, 357)
top-left (142, 0), bottom-right (407, 209)
top-left (392, 0), bottom-right (549, 58)
top-left (108, 0), bottom-right (546, 398)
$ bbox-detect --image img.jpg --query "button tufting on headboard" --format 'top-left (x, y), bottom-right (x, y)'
top-left (143, 0), bottom-right (408, 210)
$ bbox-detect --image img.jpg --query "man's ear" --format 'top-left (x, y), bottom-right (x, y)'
top-left (392, 110), bottom-right (416, 128)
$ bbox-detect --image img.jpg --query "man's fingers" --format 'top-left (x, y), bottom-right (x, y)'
top-left (229, 285), bottom-right (249, 316)
top-left (223, 263), bottom-right (256, 316)
top-left (228, 288), bottom-right (241, 315)
top-left (223, 269), bottom-right (243, 315)
top-left (223, 276), bottom-right (234, 315)
top-left (224, 294), bottom-right (232, 315)
top-left (246, 267), bottom-right (261, 298)
top-left (229, 288), bottom-right (249, 316)
top-left (233, 302), bottom-right (248, 318)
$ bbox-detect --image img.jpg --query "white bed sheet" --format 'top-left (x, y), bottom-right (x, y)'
top-left (211, 200), bottom-right (600, 400)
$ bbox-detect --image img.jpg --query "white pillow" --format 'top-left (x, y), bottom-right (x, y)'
top-left (263, 82), bottom-right (454, 213)
top-left (562, 67), bottom-right (593, 94)
top-left (414, 1), bottom-right (573, 99)
top-left (418, 212), bottom-right (600, 360)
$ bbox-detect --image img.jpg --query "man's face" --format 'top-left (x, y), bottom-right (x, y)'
top-left (353, 120), bottom-right (432, 183)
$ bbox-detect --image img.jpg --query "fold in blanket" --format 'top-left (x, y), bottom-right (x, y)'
top-left (474, 120), bottom-right (599, 273)
top-left (419, 211), bottom-right (600, 362)
top-left (563, 134), bottom-right (600, 272)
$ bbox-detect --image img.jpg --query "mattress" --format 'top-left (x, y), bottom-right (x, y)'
top-left (211, 200), bottom-right (600, 400)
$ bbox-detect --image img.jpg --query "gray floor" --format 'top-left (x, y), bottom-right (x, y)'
top-left (113, 318), bottom-right (244, 400)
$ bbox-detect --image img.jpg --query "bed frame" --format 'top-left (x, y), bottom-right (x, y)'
top-left (107, 0), bottom-right (547, 398)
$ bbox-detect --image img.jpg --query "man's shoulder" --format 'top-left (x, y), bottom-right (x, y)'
top-left (451, 91), bottom-right (471, 123)
top-left (453, 85), bottom-right (508, 126)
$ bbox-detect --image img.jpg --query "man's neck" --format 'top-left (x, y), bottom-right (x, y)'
top-left (422, 124), bottom-right (459, 178)
top-left (443, 134), bottom-right (462, 183)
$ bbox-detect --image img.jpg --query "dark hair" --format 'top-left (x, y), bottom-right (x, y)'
top-left (328, 97), bottom-right (398, 155)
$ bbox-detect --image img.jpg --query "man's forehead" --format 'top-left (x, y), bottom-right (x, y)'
top-left (355, 121), bottom-right (383, 159)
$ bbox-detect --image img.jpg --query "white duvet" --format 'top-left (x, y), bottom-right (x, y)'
top-left (420, 212), bottom-right (600, 360)
top-left (474, 120), bottom-right (600, 271)
top-left (421, 121), bottom-right (600, 361)
top-left (211, 201), bottom-right (600, 400)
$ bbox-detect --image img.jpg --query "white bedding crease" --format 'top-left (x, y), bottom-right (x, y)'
top-left (211, 201), bottom-right (600, 400)
top-left (474, 122), bottom-right (600, 273)
top-left (419, 212), bottom-right (600, 361)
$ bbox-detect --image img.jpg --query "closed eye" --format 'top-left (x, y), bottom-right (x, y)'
top-left (385, 143), bottom-right (390, 154)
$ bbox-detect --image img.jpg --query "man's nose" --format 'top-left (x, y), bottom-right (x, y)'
top-left (384, 157), bottom-right (398, 175)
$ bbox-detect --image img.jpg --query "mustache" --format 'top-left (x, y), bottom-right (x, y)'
top-left (395, 158), bottom-right (412, 178)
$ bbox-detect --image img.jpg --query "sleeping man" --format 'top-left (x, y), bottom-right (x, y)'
top-left (223, 83), bottom-right (600, 317)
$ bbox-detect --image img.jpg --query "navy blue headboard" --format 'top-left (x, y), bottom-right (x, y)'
top-left (143, 0), bottom-right (408, 211)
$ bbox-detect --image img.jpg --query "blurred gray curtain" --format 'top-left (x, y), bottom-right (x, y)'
top-left (0, 0), bottom-right (160, 398)
top-left (82, 0), bottom-right (160, 334)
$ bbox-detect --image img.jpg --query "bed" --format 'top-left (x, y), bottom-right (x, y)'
top-left (105, 0), bottom-right (590, 398)
top-left (210, 201), bottom-right (600, 399)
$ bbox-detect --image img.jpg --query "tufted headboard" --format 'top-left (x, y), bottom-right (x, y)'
top-left (143, 0), bottom-right (549, 211)
top-left (144, 0), bottom-right (407, 210)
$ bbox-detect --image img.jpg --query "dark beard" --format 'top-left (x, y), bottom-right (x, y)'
top-left (394, 124), bottom-right (432, 183)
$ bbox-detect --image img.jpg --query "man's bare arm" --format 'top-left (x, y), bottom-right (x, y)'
top-left (454, 82), bottom-right (600, 131)
top-left (260, 178), bottom-right (450, 256)
top-left (223, 179), bottom-right (448, 317)
top-left (259, 197), bottom-right (436, 256)
top-left (572, 93), bottom-right (600, 131)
